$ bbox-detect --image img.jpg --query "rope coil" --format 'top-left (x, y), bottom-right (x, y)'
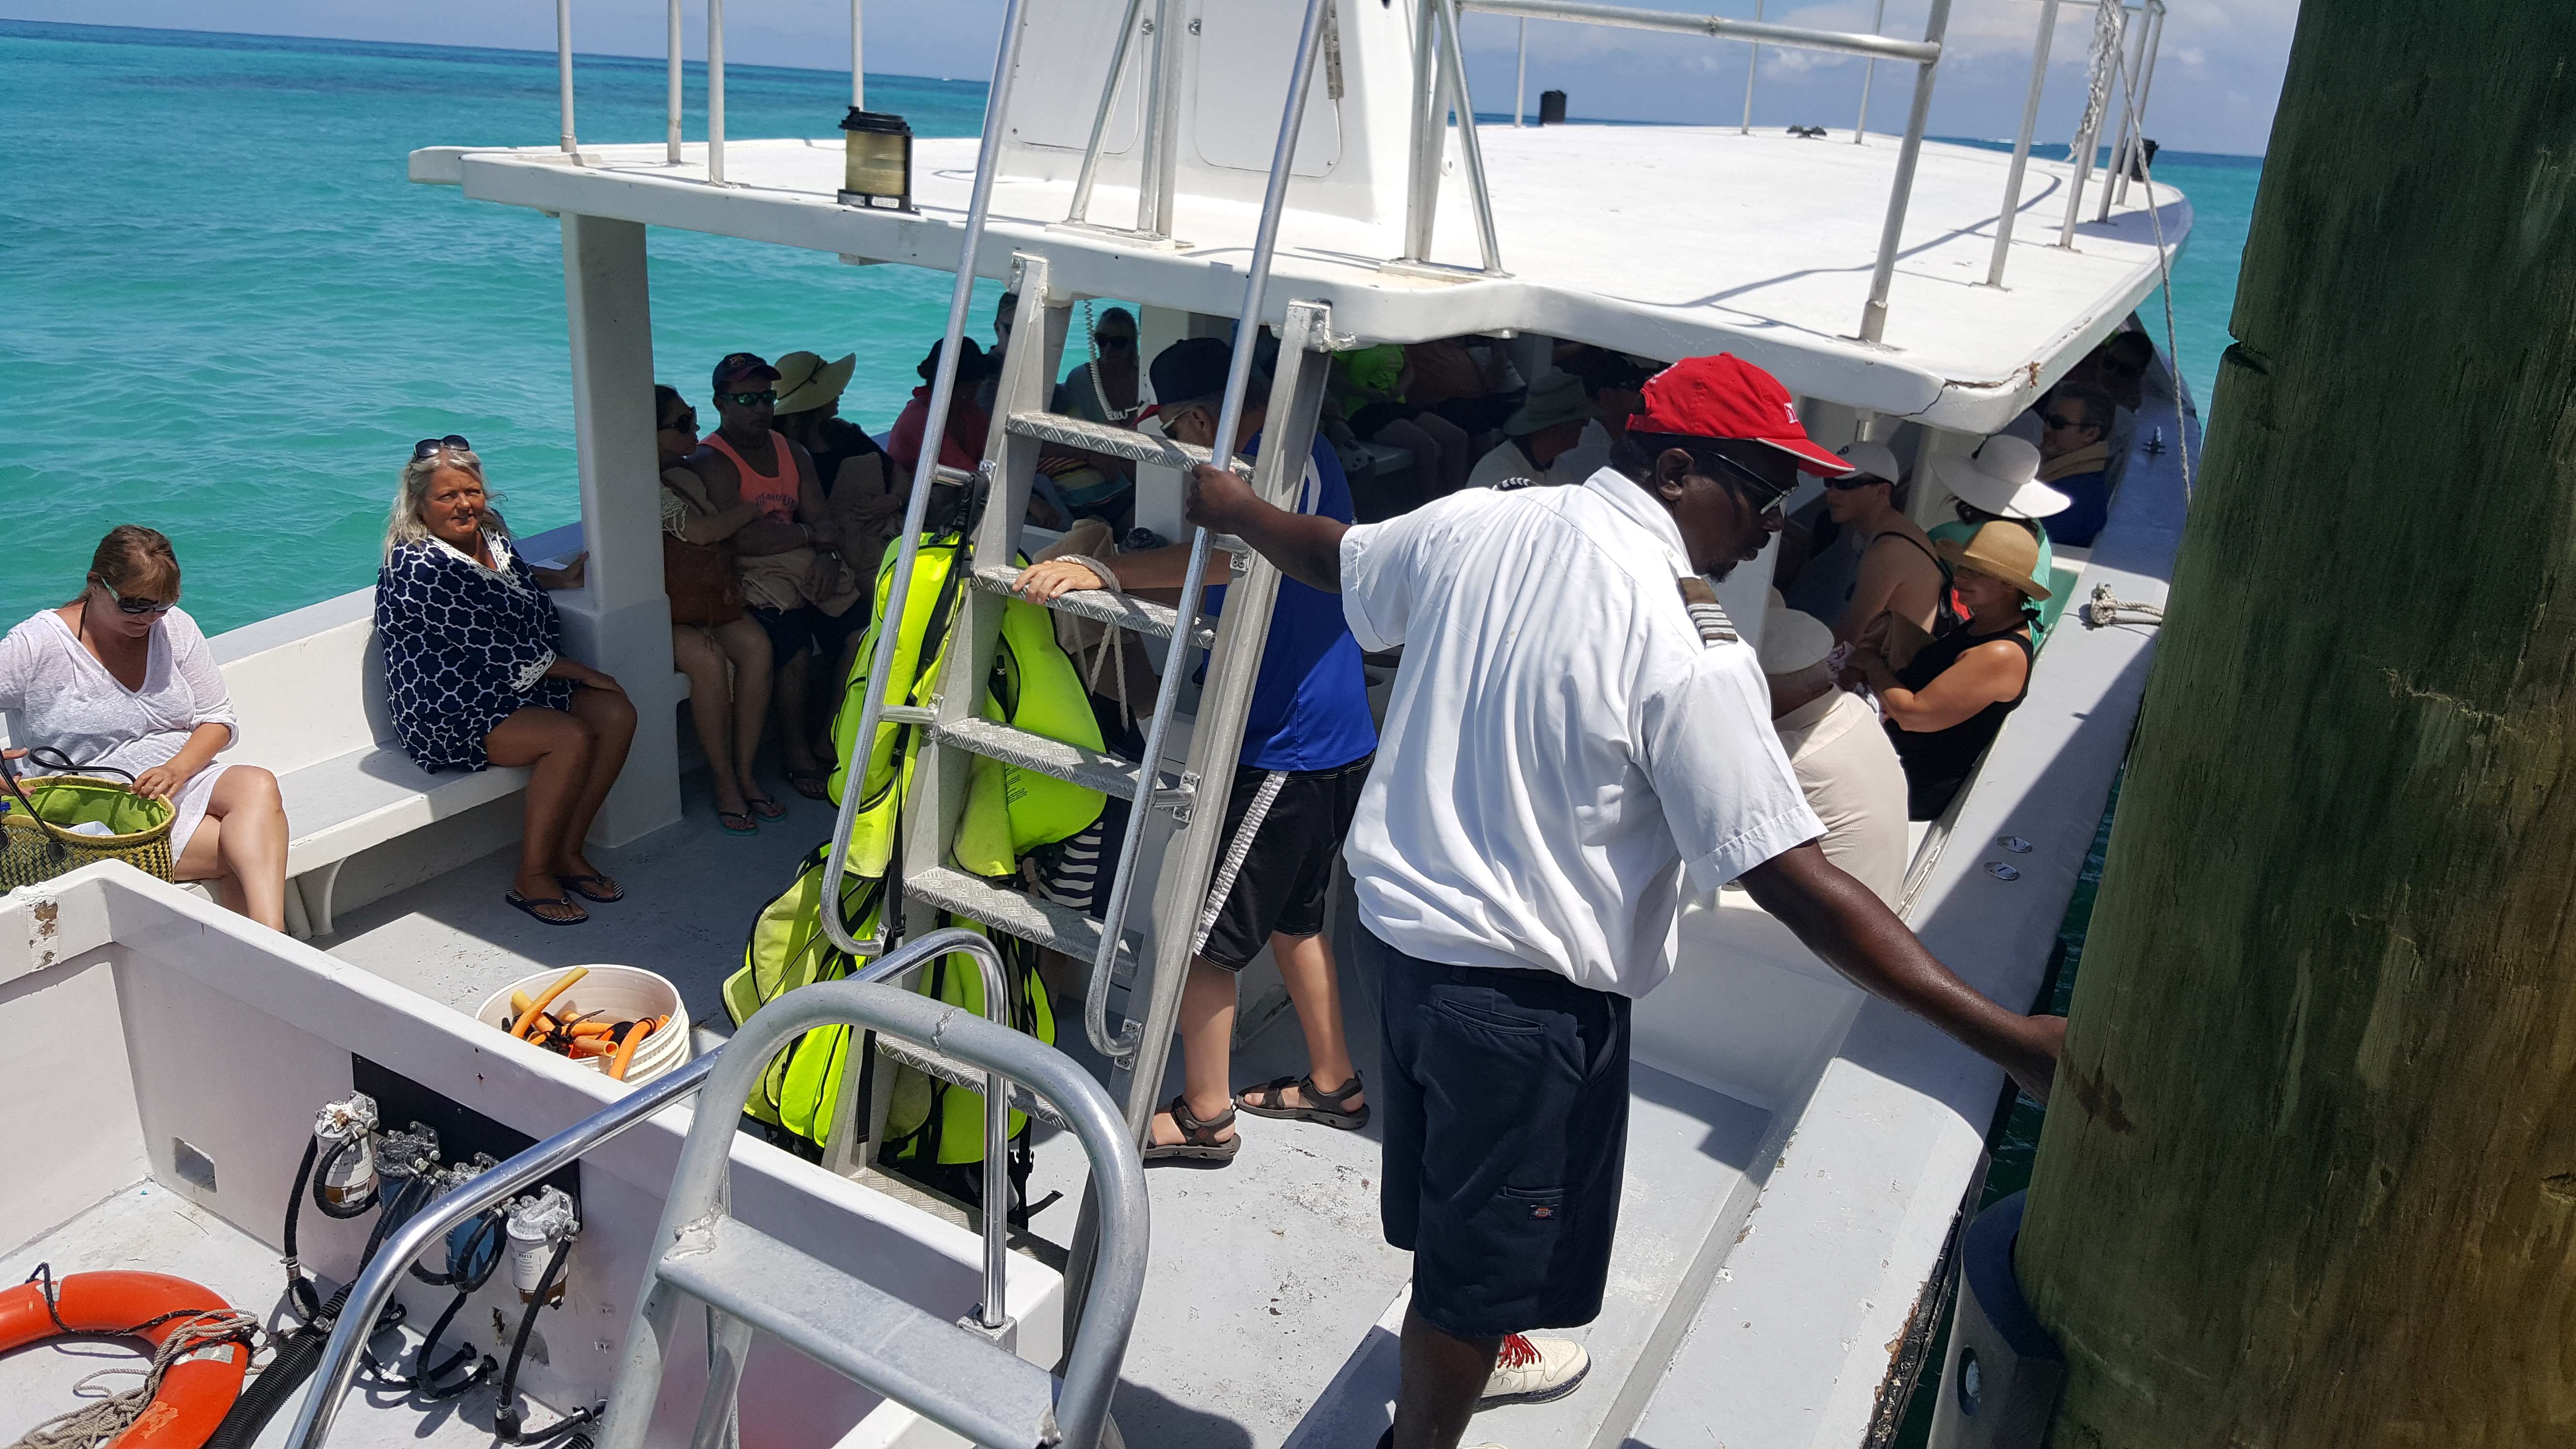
top-left (6, 1268), bottom-right (262, 1449)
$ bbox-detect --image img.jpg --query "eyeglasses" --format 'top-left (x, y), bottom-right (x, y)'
top-left (660, 410), bottom-right (700, 434)
top-left (412, 434), bottom-right (471, 460)
top-left (718, 391), bottom-right (776, 407)
top-left (1698, 448), bottom-right (1795, 513)
top-left (96, 579), bottom-right (177, 616)
top-left (1096, 334), bottom-right (1137, 352)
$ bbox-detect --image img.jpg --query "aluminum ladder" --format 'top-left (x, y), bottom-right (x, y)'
top-left (814, 0), bottom-right (1346, 1161)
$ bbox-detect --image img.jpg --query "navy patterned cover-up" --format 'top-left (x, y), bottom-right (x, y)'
top-left (376, 533), bottom-right (577, 772)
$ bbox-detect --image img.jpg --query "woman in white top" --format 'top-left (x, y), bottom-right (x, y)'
top-left (0, 526), bottom-right (290, 929)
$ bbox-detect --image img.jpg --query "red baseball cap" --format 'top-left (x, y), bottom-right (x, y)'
top-left (1630, 354), bottom-right (1854, 475)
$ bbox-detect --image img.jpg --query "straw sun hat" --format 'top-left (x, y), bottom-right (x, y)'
top-left (1936, 520), bottom-right (2053, 600)
top-left (773, 351), bottom-right (857, 415)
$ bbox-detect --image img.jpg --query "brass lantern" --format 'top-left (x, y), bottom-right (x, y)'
top-left (837, 108), bottom-right (913, 212)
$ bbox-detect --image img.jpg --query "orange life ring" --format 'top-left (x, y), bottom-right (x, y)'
top-left (0, 1271), bottom-right (250, 1449)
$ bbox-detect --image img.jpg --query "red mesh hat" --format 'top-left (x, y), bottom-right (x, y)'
top-left (1631, 354), bottom-right (1853, 475)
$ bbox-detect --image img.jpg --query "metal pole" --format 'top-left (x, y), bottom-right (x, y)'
top-left (708, 0), bottom-right (727, 185)
top-left (1852, 0), bottom-right (1886, 141)
top-left (1433, 0), bottom-right (1507, 274)
top-left (1739, 0), bottom-right (1762, 134)
top-left (1514, 18), bottom-right (1528, 126)
top-left (1459, 0), bottom-right (1939, 63)
top-left (2094, 1), bottom-right (2148, 222)
top-left (1985, 0), bottom-right (2058, 286)
top-left (851, 0), bottom-right (865, 108)
top-left (2057, 1), bottom-right (2119, 246)
top-left (2113, 1), bottom-right (2165, 205)
top-left (1091, 0), bottom-right (1338, 1101)
top-left (817, 0), bottom-right (1036, 960)
top-left (665, 0), bottom-right (682, 164)
top-left (556, 0), bottom-right (577, 153)
top-left (1139, 0), bottom-right (1186, 237)
top-left (1068, 0), bottom-right (1152, 225)
top-left (1857, 0), bottom-right (1952, 344)
top-left (1401, 0), bottom-right (1443, 261)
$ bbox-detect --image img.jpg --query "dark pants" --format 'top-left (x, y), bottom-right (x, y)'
top-left (1369, 928), bottom-right (1630, 1338)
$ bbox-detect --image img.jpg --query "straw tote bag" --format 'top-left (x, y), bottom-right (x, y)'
top-left (0, 747), bottom-right (177, 889)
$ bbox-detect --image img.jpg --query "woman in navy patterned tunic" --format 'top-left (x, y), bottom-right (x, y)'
top-left (377, 438), bottom-right (636, 925)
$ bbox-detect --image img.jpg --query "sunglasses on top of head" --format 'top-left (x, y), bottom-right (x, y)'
top-left (412, 434), bottom-right (472, 461)
top-left (96, 578), bottom-right (177, 616)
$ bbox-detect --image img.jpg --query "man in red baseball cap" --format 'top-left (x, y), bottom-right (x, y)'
top-left (1182, 350), bottom-right (2062, 1449)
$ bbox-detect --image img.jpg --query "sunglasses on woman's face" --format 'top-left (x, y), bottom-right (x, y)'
top-left (98, 579), bottom-right (177, 616)
top-left (661, 411), bottom-right (700, 434)
top-left (413, 434), bottom-right (472, 460)
top-left (1096, 334), bottom-right (1137, 352)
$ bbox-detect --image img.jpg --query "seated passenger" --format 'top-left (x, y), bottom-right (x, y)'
top-left (1464, 371), bottom-right (1602, 490)
top-left (692, 352), bottom-right (863, 802)
top-left (1760, 598), bottom-right (1906, 907)
top-left (1329, 341), bottom-right (1469, 509)
top-left (1046, 306), bottom-right (1146, 528)
top-left (1925, 434), bottom-right (2067, 638)
top-left (1565, 346), bottom-right (1655, 446)
top-left (653, 385), bottom-right (782, 835)
top-left (773, 350), bottom-right (902, 584)
top-left (1819, 439), bottom-right (1947, 648)
top-left (0, 526), bottom-right (289, 931)
top-left (1842, 521), bottom-right (2046, 821)
top-left (886, 338), bottom-right (999, 484)
top-left (2037, 382), bottom-right (2117, 545)
top-left (376, 439), bottom-right (637, 925)
top-left (2065, 329), bottom-right (2151, 488)
top-left (1404, 335), bottom-right (1523, 437)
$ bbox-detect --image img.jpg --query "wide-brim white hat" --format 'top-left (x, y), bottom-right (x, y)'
top-left (1934, 434), bottom-right (2066, 519)
top-left (1759, 601), bottom-right (1835, 675)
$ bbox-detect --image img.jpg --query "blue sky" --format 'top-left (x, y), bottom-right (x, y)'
top-left (0, 0), bottom-right (2294, 156)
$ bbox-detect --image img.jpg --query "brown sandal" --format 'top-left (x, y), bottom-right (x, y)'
top-left (1143, 1095), bottom-right (1240, 1163)
top-left (1235, 1073), bottom-right (1369, 1130)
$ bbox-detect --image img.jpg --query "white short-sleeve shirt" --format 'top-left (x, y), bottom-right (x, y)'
top-left (1338, 469), bottom-right (1823, 997)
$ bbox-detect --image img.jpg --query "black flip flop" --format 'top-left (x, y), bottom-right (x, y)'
top-left (505, 891), bottom-right (587, 926)
top-left (555, 872), bottom-right (625, 903)
top-left (785, 769), bottom-right (832, 802)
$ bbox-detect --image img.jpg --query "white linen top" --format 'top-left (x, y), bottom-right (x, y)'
top-left (1773, 686), bottom-right (1909, 908)
top-left (1337, 468), bottom-right (1823, 997)
top-left (0, 606), bottom-right (239, 777)
top-left (1463, 419), bottom-right (1615, 493)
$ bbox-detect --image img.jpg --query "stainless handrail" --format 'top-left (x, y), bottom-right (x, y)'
top-left (664, 0), bottom-right (682, 165)
top-left (2109, 0), bottom-right (2165, 207)
top-left (1066, 0), bottom-right (1153, 227)
top-left (1460, 0), bottom-right (1940, 64)
top-left (1431, 0), bottom-right (1506, 275)
top-left (1853, 0), bottom-right (1888, 141)
top-left (284, 931), bottom-right (1046, 1449)
top-left (555, 0), bottom-right (576, 154)
top-left (2093, 0), bottom-right (2152, 224)
top-left (708, 0), bottom-right (727, 185)
top-left (819, 0), bottom-right (1037, 961)
top-left (1986, 0), bottom-right (2060, 286)
top-left (1857, 0), bottom-right (1955, 344)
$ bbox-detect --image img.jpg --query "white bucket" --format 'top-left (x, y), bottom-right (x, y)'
top-left (475, 965), bottom-right (692, 1086)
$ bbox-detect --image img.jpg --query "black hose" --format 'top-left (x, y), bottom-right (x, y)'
top-left (370, 1210), bottom-right (503, 1398)
top-left (203, 1329), bottom-right (325, 1449)
top-left (493, 1238), bottom-right (600, 1446)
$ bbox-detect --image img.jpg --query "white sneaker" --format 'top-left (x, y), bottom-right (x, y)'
top-left (1479, 1333), bottom-right (1589, 1407)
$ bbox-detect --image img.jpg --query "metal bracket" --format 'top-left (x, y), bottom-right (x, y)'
top-left (957, 1312), bottom-right (1021, 1353)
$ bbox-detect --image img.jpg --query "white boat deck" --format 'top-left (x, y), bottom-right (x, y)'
top-left (413, 124), bottom-right (2189, 433)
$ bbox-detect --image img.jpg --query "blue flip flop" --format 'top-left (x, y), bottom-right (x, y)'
top-left (717, 809), bottom-right (759, 837)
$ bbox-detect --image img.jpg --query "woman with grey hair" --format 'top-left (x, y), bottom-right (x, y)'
top-left (375, 436), bottom-right (636, 926)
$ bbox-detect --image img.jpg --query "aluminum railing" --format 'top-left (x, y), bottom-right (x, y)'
top-left (282, 928), bottom-right (1127, 1449)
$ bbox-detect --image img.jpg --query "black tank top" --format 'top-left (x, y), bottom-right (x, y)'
top-left (1886, 622), bottom-right (2034, 821)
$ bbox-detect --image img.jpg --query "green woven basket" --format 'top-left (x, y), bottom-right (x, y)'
top-left (0, 756), bottom-right (177, 891)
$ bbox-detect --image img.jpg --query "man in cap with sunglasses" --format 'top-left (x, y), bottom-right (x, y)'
top-left (1182, 353), bottom-right (2066, 1449)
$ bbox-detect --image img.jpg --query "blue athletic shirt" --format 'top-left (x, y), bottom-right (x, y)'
top-left (1202, 433), bottom-right (1377, 772)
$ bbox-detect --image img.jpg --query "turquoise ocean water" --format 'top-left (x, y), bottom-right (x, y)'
top-left (0, 17), bottom-right (2259, 638)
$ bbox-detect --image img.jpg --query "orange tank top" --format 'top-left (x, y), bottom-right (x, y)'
top-left (704, 430), bottom-right (799, 518)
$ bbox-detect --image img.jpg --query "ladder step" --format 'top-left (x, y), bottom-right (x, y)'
top-left (969, 564), bottom-right (1215, 648)
top-left (905, 864), bottom-right (1138, 966)
top-left (655, 1217), bottom-right (1061, 1449)
top-left (934, 717), bottom-right (1143, 800)
top-left (1006, 409), bottom-right (1216, 471)
top-left (875, 1034), bottom-right (1070, 1129)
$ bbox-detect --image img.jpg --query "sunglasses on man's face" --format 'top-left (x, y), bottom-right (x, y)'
top-left (98, 579), bottom-right (177, 616)
top-left (718, 390), bottom-right (776, 408)
top-left (412, 434), bottom-right (471, 460)
top-left (2045, 412), bottom-right (2088, 432)
top-left (1825, 473), bottom-right (1886, 492)
top-left (1700, 449), bottom-right (1795, 513)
